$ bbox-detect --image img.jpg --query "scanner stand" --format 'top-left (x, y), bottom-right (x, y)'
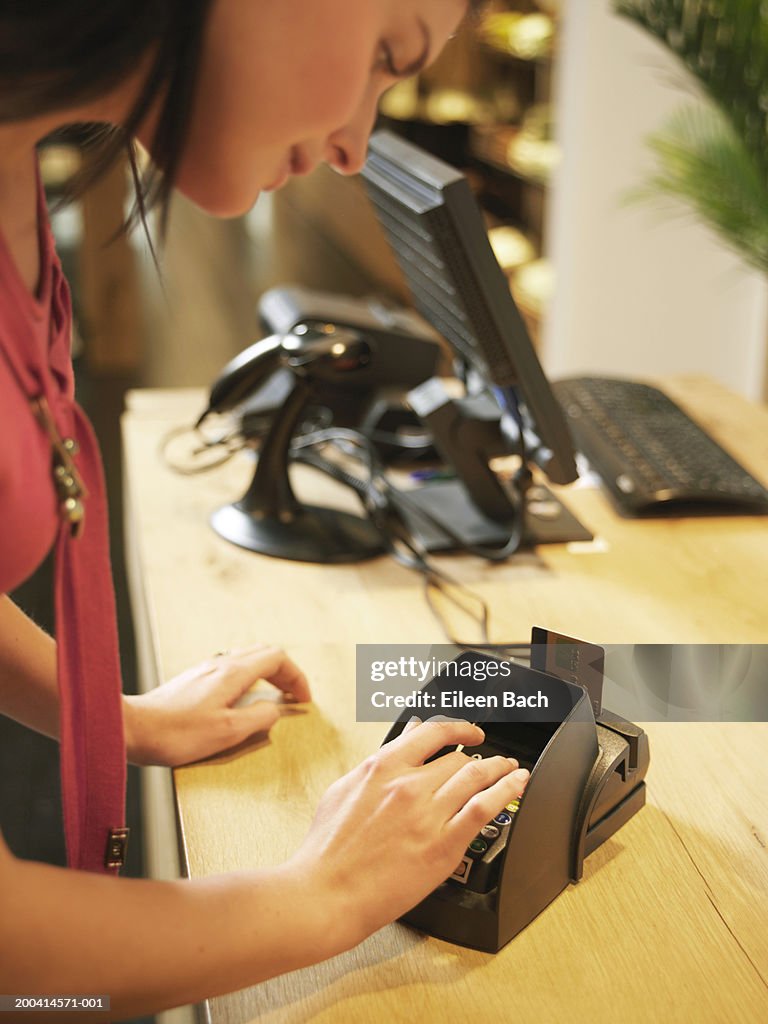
top-left (211, 377), bottom-right (384, 563)
top-left (382, 653), bottom-right (649, 952)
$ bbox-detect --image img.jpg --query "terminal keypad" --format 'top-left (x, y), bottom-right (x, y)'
top-left (450, 797), bottom-right (522, 891)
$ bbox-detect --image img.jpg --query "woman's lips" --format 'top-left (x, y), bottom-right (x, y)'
top-left (263, 148), bottom-right (318, 192)
top-left (290, 146), bottom-right (315, 176)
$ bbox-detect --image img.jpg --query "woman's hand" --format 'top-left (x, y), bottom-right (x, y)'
top-left (289, 717), bottom-right (530, 949)
top-left (123, 645), bottom-right (311, 767)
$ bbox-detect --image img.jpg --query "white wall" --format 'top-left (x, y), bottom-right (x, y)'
top-left (544, 0), bottom-right (768, 401)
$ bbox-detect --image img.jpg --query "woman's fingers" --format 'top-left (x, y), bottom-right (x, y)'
top-left (383, 717), bottom-right (485, 767)
top-left (225, 701), bottom-right (282, 746)
top-left (401, 715), bottom-right (422, 735)
top-left (443, 764), bottom-right (530, 843)
top-left (421, 749), bottom-right (519, 792)
top-left (215, 646), bottom-right (311, 704)
top-left (435, 755), bottom-right (528, 816)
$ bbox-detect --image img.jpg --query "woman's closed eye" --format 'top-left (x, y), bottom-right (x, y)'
top-left (373, 41), bottom-right (400, 78)
top-left (373, 22), bottom-right (431, 80)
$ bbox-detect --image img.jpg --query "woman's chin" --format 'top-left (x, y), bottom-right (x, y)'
top-left (262, 170), bottom-right (290, 192)
top-left (176, 176), bottom-right (264, 219)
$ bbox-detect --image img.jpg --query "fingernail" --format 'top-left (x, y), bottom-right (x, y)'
top-left (512, 768), bottom-right (530, 783)
top-left (507, 757), bottom-right (519, 769)
top-left (407, 715), bottom-right (422, 725)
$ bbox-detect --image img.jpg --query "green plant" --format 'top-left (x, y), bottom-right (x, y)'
top-left (615, 0), bottom-right (768, 273)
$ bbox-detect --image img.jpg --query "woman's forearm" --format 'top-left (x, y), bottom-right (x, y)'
top-left (0, 839), bottom-right (346, 1022)
top-left (0, 594), bottom-right (60, 739)
top-left (0, 698), bottom-right (530, 1021)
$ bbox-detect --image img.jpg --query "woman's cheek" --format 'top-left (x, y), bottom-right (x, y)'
top-left (278, 55), bottom-right (374, 138)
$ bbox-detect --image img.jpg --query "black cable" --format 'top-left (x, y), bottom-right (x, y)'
top-left (159, 415), bottom-right (533, 649)
top-left (293, 426), bottom-right (527, 563)
top-left (292, 427), bottom-right (531, 646)
top-left (158, 422), bottom-right (247, 475)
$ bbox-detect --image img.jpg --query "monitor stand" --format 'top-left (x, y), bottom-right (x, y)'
top-left (389, 478), bottom-right (592, 552)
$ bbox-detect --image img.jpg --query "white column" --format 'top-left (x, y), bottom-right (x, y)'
top-left (544, 0), bottom-right (768, 401)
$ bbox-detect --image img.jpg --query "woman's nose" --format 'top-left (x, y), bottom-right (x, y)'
top-left (325, 133), bottom-right (370, 176)
top-left (324, 94), bottom-right (381, 175)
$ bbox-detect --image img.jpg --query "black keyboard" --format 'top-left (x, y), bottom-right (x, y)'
top-left (554, 376), bottom-right (768, 516)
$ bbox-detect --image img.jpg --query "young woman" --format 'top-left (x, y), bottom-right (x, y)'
top-left (0, 1), bottom-right (529, 1018)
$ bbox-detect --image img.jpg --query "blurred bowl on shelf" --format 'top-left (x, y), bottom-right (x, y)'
top-left (379, 79), bottom-right (421, 121)
top-left (506, 104), bottom-right (560, 184)
top-left (424, 88), bottom-right (493, 125)
top-left (469, 111), bottom-right (560, 185)
top-left (488, 226), bottom-right (537, 273)
top-left (480, 12), bottom-right (555, 60)
top-left (511, 258), bottom-right (555, 319)
top-left (506, 134), bottom-right (560, 183)
top-left (382, 86), bottom-right (495, 127)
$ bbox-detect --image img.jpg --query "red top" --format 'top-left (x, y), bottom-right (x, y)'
top-left (0, 171), bottom-right (126, 873)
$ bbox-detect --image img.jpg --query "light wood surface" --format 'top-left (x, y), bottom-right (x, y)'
top-left (122, 377), bottom-right (768, 1024)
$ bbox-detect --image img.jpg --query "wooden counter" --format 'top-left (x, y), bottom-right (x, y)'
top-left (122, 377), bottom-right (768, 1024)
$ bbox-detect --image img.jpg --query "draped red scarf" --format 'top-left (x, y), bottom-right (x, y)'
top-left (0, 168), bottom-right (127, 873)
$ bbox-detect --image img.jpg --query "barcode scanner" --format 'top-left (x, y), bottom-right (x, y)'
top-left (208, 323), bottom-right (385, 563)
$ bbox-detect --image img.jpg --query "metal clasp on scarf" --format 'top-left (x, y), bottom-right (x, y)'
top-left (31, 396), bottom-right (88, 538)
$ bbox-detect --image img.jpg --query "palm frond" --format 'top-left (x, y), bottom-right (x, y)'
top-left (615, 0), bottom-right (768, 181)
top-left (614, 0), bottom-right (768, 272)
top-left (633, 105), bottom-right (768, 272)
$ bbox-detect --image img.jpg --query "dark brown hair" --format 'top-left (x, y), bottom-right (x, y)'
top-left (0, 1), bottom-right (213, 234)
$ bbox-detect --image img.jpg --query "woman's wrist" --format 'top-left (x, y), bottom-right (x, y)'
top-left (122, 693), bottom-right (159, 766)
top-left (262, 858), bottom-right (364, 966)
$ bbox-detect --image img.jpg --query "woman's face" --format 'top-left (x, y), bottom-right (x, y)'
top-left (147, 0), bottom-right (467, 216)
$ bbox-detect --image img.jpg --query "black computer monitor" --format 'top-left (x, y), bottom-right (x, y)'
top-left (361, 130), bottom-right (578, 489)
